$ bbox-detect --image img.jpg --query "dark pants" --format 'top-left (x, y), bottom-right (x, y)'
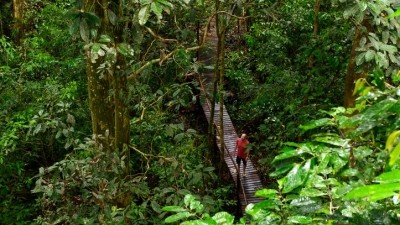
top-left (236, 156), bottom-right (247, 167)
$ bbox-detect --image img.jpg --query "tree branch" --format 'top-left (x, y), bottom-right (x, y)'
top-left (127, 11), bottom-right (245, 81)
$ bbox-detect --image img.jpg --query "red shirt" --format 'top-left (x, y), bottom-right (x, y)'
top-left (236, 138), bottom-right (249, 158)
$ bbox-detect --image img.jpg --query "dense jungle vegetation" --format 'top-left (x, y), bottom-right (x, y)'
top-left (2, 0), bottom-right (400, 224)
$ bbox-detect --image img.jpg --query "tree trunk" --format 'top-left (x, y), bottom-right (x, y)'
top-left (344, 23), bottom-right (366, 108)
top-left (216, 5), bottom-right (226, 177)
top-left (308, 0), bottom-right (320, 68)
top-left (12, 0), bottom-right (24, 44)
top-left (84, 0), bottom-right (130, 150)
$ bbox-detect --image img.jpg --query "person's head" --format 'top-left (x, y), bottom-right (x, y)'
top-left (241, 133), bottom-right (247, 140)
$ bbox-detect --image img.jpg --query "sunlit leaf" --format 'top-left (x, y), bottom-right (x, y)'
top-left (161, 206), bottom-right (186, 212)
top-left (165, 212), bottom-right (193, 223)
top-left (255, 189), bottom-right (278, 199)
top-left (374, 170), bottom-right (400, 183)
top-left (212, 212), bottom-right (234, 224)
top-left (288, 216), bottom-right (313, 224)
top-left (313, 134), bottom-right (349, 148)
top-left (283, 164), bottom-right (308, 193)
top-left (138, 6), bottom-right (150, 25)
top-left (151, 2), bottom-right (163, 20)
top-left (389, 143), bottom-right (400, 166)
top-left (345, 183), bottom-right (400, 201)
top-left (299, 118), bottom-right (334, 132)
top-left (386, 130), bottom-right (400, 152)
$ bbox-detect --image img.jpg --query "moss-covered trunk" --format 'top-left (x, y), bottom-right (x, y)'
top-left (12, 0), bottom-right (24, 43)
top-left (84, 0), bottom-right (130, 151)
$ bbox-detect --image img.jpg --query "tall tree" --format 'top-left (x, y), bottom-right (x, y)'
top-left (82, 0), bottom-right (129, 151)
top-left (343, 1), bottom-right (400, 108)
top-left (12, 0), bottom-right (24, 43)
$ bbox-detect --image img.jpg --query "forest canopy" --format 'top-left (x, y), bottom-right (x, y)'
top-left (1, 0), bottom-right (400, 224)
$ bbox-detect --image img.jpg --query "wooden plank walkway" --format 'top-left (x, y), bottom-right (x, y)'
top-left (197, 20), bottom-right (263, 215)
top-left (198, 85), bottom-right (264, 214)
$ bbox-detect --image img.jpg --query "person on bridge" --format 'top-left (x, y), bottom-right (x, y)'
top-left (234, 133), bottom-right (250, 177)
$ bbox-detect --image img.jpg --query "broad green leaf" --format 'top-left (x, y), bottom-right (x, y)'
top-left (151, 200), bottom-right (161, 213)
top-left (365, 50), bottom-right (375, 62)
top-left (161, 187), bottom-right (175, 195)
top-left (369, 36), bottom-right (380, 50)
top-left (305, 174), bottom-right (326, 189)
top-left (382, 30), bottom-right (389, 44)
top-left (255, 189), bottom-right (278, 199)
top-left (389, 52), bottom-right (400, 65)
top-left (184, 194), bottom-right (195, 207)
top-left (117, 43), bottom-right (130, 56)
top-left (161, 206), bottom-right (186, 212)
top-left (316, 153), bottom-right (330, 174)
top-left (355, 52), bottom-right (366, 66)
top-left (385, 130), bottom-right (400, 151)
top-left (375, 170), bottom-right (400, 183)
top-left (341, 168), bottom-right (359, 177)
top-left (358, 1), bottom-right (367, 11)
top-left (343, 5), bottom-right (359, 19)
top-left (165, 125), bottom-right (174, 137)
top-left (288, 216), bottom-right (313, 224)
top-left (300, 188), bottom-right (326, 197)
top-left (212, 212), bottom-right (235, 224)
top-left (98, 35), bottom-right (112, 43)
top-left (376, 52), bottom-right (389, 68)
top-left (330, 154), bottom-right (347, 173)
top-left (272, 150), bottom-right (298, 163)
top-left (69, 16), bottom-right (80, 36)
top-left (253, 199), bottom-right (281, 210)
top-left (151, 2), bottom-right (163, 20)
top-left (165, 212), bottom-right (193, 223)
top-left (331, 185), bottom-right (352, 199)
top-left (138, 6), bottom-right (150, 25)
top-left (158, 0), bottom-right (173, 8)
top-left (359, 36), bottom-right (367, 47)
top-left (313, 135), bottom-right (349, 148)
top-left (389, 143), bottom-right (400, 166)
top-left (388, 9), bottom-right (400, 18)
top-left (283, 164), bottom-right (307, 193)
top-left (380, 43), bottom-right (397, 53)
top-left (269, 164), bottom-right (293, 177)
top-left (345, 183), bottom-right (400, 201)
top-left (290, 197), bottom-right (315, 207)
top-left (189, 199), bottom-right (203, 212)
top-left (299, 118), bottom-right (334, 132)
top-left (108, 9), bottom-right (117, 25)
top-left (80, 19), bottom-right (90, 43)
top-left (174, 133), bottom-right (185, 142)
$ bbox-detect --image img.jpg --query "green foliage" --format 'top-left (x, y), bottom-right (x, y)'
top-left (162, 194), bottom-right (237, 224)
top-left (262, 82), bottom-right (400, 224)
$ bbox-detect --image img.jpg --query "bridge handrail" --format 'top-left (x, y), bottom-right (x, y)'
top-left (196, 74), bottom-right (248, 206)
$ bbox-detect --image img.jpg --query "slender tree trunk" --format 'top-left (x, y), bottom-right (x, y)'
top-left (344, 23), bottom-right (366, 108)
top-left (216, 7), bottom-right (226, 177)
top-left (12, 0), bottom-right (24, 44)
top-left (208, 17), bottom-right (217, 154)
top-left (0, 10), bottom-right (4, 36)
top-left (308, 0), bottom-right (320, 68)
